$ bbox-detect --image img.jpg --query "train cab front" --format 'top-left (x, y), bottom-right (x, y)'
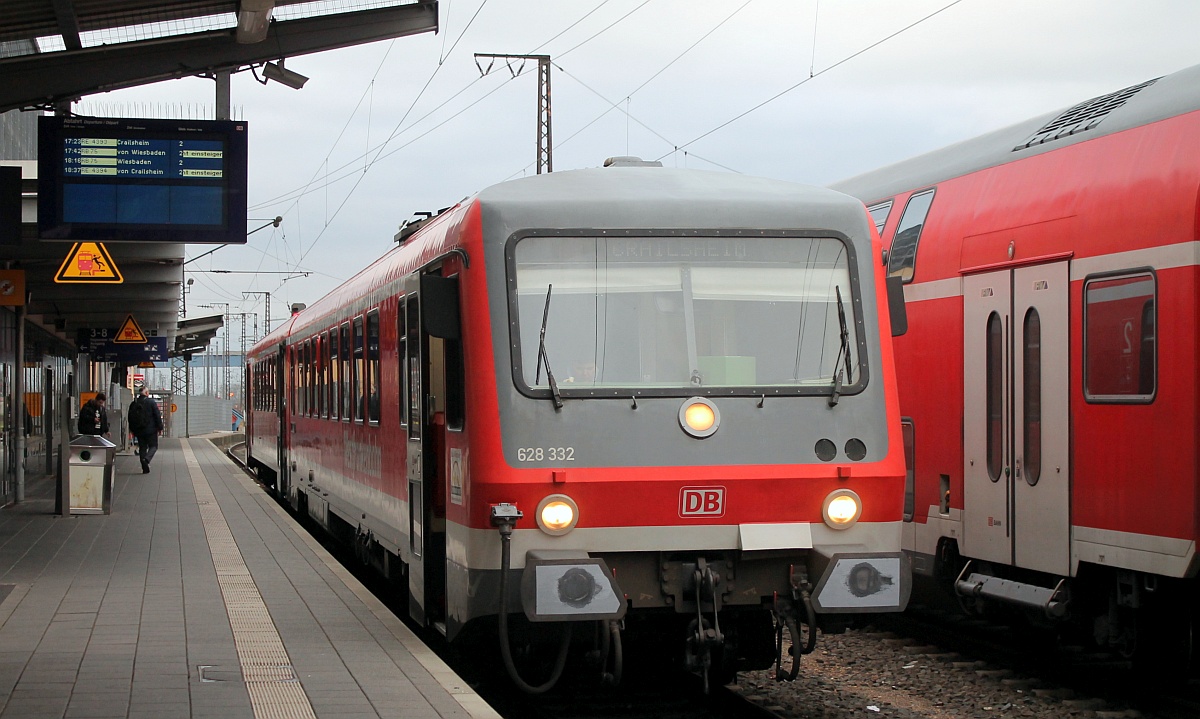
top-left (469, 170), bottom-right (911, 691)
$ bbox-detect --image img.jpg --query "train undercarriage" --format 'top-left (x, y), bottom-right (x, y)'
top-left (927, 538), bottom-right (1200, 675)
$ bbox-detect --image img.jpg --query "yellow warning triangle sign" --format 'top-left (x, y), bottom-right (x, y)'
top-left (113, 314), bottom-right (147, 343)
top-left (55, 242), bottom-right (123, 283)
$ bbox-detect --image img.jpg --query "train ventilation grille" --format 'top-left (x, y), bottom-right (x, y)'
top-left (1013, 77), bottom-right (1159, 151)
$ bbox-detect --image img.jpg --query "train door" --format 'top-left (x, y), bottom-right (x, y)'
top-left (963, 262), bottom-right (1070, 575)
top-left (277, 346), bottom-right (289, 500)
top-left (404, 275), bottom-right (430, 624)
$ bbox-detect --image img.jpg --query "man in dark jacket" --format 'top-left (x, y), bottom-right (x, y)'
top-left (129, 388), bottom-right (164, 473)
top-left (78, 393), bottom-right (109, 437)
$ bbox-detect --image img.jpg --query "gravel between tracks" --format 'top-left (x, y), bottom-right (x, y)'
top-left (733, 627), bottom-right (1142, 719)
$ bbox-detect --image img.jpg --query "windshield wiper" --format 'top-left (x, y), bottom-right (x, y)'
top-left (828, 285), bottom-right (853, 408)
top-left (535, 284), bottom-right (563, 409)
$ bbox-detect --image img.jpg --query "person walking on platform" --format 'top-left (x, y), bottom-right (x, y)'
top-left (128, 388), bottom-right (163, 474)
top-left (78, 393), bottom-right (109, 437)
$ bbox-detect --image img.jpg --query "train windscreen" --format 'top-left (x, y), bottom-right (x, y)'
top-left (511, 234), bottom-right (860, 393)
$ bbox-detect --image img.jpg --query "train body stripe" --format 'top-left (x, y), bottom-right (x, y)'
top-left (900, 240), bottom-right (1200, 304)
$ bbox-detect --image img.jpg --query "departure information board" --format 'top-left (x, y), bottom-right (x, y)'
top-left (38, 116), bottom-right (248, 244)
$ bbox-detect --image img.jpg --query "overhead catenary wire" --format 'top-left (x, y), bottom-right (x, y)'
top-left (653, 0), bottom-right (968, 162)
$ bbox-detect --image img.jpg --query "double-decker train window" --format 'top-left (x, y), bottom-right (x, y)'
top-left (1084, 271), bottom-right (1156, 403)
top-left (888, 189), bottom-right (935, 283)
top-left (367, 311), bottom-right (380, 425)
top-left (867, 199), bottom-right (894, 236)
top-left (353, 316), bottom-right (365, 425)
top-left (340, 322), bottom-right (352, 420)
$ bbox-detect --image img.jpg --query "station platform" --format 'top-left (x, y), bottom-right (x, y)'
top-left (0, 437), bottom-right (499, 719)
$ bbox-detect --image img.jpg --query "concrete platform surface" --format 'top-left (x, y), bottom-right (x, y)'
top-left (0, 438), bottom-right (499, 719)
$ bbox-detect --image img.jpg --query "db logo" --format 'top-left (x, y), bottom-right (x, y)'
top-left (680, 487), bottom-right (725, 517)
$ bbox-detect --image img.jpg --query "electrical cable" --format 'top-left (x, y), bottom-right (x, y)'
top-left (653, 0), bottom-right (968, 162)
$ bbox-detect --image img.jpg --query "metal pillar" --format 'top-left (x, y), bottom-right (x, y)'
top-left (243, 291), bottom-right (271, 336)
top-left (474, 53), bottom-right (552, 174)
top-left (14, 302), bottom-right (24, 502)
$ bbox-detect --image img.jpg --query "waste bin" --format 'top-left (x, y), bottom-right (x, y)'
top-left (68, 435), bottom-right (116, 514)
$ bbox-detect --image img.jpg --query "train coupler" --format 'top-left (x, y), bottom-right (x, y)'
top-left (771, 565), bottom-right (817, 681)
top-left (683, 558), bottom-right (725, 692)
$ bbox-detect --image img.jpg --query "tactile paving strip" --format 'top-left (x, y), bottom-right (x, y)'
top-left (182, 441), bottom-right (317, 719)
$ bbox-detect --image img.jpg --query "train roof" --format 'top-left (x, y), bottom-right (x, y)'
top-left (249, 165), bottom-right (872, 356)
top-left (830, 62), bottom-right (1200, 203)
top-left (477, 165), bottom-right (869, 232)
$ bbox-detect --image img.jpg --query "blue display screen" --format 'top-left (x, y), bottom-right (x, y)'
top-left (38, 117), bottom-right (248, 244)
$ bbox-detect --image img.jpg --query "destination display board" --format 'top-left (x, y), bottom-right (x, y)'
top-left (37, 116), bottom-right (248, 244)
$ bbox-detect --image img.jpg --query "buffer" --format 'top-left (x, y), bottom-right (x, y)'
top-left (55, 242), bottom-right (123, 283)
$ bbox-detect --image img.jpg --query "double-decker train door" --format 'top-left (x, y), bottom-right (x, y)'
top-left (963, 262), bottom-right (1070, 576)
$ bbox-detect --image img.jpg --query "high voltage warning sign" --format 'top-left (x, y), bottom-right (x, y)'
top-left (113, 314), bottom-right (147, 343)
top-left (55, 242), bottom-right (123, 283)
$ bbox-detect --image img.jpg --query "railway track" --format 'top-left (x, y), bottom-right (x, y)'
top-left (228, 440), bottom-right (785, 719)
top-left (868, 600), bottom-right (1200, 719)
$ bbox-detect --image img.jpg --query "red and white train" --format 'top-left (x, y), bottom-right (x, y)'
top-left (246, 158), bottom-right (911, 691)
top-left (832, 63), bottom-right (1200, 664)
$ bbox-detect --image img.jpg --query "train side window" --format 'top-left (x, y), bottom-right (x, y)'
top-left (398, 298), bottom-right (408, 427)
top-left (314, 333), bottom-right (324, 420)
top-left (353, 316), bottom-right (365, 424)
top-left (1023, 308), bottom-right (1042, 486)
top-left (985, 311), bottom-right (1003, 482)
top-left (406, 295), bottom-right (422, 441)
top-left (319, 332), bottom-right (328, 418)
top-left (340, 322), bottom-right (352, 421)
top-left (306, 339), bottom-right (315, 416)
top-left (367, 311), bottom-right (380, 425)
top-left (867, 199), bottom-right (894, 237)
top-left (901, 418), bottom-right (915, 522)
top-left (288, 346), bottom-right (297, 412)
top-left (888, 189), bottom-right (935, 283)
top-left (1083, 271), bottom-right (1156, 403)
top-left (330, 326), bottom-right (341, 420)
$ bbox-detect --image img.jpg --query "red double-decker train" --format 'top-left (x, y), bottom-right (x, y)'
top-left (833, 63), bottom-right (1200, 666)
top-left (246, 158), bottom-right (911, 691)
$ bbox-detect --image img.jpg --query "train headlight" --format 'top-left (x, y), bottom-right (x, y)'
top-left (822, 489), bottom-right (862, 530)
top-left (536, 494), bottom-right (578, 535)
top-left (679, 397), bottom-right (720, 438)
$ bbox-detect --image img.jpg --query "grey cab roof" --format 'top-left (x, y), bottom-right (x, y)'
top-left (479, 165), bottom-right (874, 237)
top-left (831, 61), bottom-right (1200, 204)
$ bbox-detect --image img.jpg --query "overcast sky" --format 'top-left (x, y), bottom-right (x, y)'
top-left (84, 0), bottom-right (1200, 338)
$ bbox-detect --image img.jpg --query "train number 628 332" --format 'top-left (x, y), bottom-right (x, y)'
top-left (516, 447), bottom-right (575, 462)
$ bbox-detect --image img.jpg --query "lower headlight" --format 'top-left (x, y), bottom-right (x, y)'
top-left (536, 494), bottom-right (578, 535)
top-left (822, 489), bottom-right (862, 530)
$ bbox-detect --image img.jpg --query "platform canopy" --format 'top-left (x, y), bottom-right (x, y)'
top-left (0, 1), bottom-right (437, 356)
top-left (0, 1), bottom-right (439, 113)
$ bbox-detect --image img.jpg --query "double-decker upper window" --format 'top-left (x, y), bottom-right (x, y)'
top-left (888, 189), bottom-right (935, 283)
top-left (510, 234), bottom-right (862, 396)
top-left (867, 200), bottom-right (893, 236)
